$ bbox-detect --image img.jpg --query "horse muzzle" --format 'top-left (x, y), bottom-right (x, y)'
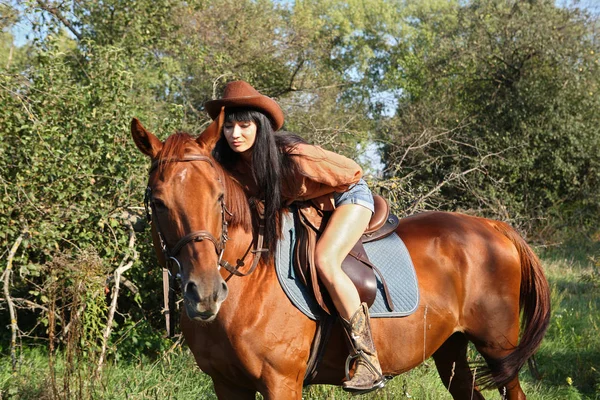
top-left (183, 276), bottom-right (228, 322)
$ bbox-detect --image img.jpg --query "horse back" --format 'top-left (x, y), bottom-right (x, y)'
top-left (397, 211), bottom-right (520, 266)
top-left (395, 212), bottom-right (519, 319)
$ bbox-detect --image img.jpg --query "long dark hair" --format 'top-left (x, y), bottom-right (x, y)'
top-left (212, 108), bottom-right (306, 256)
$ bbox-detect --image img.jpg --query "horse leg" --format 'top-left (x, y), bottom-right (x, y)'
top-left (257, 373), bottom-right (304, 400)
top-left (468, 311), bottom-right (526, 400)
top-left (496, 376), bottom-right (525, 400)
top-left (432, 332), bottom-right (485, 400)
top-left (212, 380), bottom-right (256, 400)
top-left (473, 340), bottom-right (526, 400)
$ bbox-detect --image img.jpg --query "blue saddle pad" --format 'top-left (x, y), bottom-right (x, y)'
top-left (275, 212), bottom-right (419, 320)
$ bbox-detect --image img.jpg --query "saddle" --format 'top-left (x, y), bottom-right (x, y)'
top-left (292, 195), bottom-right (399, 314)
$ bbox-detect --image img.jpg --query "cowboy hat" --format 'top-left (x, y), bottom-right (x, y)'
top-left (204, 80), bottom-right (284, 131)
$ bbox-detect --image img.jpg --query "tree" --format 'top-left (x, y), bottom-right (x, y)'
top-left (375, 0), bottom-right (600, 235)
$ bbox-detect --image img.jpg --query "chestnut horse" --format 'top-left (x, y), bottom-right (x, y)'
top-left (131, 118), bottom-right (550, 400)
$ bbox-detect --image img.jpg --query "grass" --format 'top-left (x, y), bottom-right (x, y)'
top-left (0, 346), bottom-right (216, 399)
top-left (1, 247), bottom-right (598, 399)
top-left (532, 255), bottom-right (600, 398)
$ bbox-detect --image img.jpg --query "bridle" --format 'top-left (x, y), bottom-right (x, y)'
top-left (144, 156), bottom-right (231, 274)
top-left (144, 154), bottom-right (266, 335)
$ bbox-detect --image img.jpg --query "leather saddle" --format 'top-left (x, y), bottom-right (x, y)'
top-left (292, 195), bottom-right (399, 314)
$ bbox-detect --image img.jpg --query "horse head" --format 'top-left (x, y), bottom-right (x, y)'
top-left (131, 118), bottom-right (244, 322)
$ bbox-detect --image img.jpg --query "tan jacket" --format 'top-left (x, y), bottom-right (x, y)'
top-left (231, 143), bottom-right (363, 211)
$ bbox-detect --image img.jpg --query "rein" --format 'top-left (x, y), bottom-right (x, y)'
top-left (144, 154), bottom-right (267, 336)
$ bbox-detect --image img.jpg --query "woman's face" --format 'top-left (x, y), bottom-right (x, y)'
top-left (223, 120), bottom-right (257, 155)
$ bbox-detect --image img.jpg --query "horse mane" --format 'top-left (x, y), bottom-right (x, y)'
top-left (158, 132), bottom-right (192, 164)
top-left (157, 132), bottom-right (252, 233)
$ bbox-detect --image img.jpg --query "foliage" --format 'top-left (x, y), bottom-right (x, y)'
top-left (0, 346), bottom-right (216, 399)
top-left (536, 249), bottom-right (600, 398)
top-left (0, 32), bottom-right (181, 359)
top-left (0, 0), bottom-right (400, 359)
top-left (43, 249), bottom-right (108, 398)
top-left (374, 0), bottom-right (600, 236)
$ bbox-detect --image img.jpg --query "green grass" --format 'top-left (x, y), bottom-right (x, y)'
top-left (2, 249), bottom-right (598, 399)
top-left (0, 346), bottom-right (216, 399)
top-left (532, 256), bottom-right (600, 398)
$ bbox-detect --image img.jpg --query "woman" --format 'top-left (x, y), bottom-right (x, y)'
top-left (205, 80), bottom-right (386, 394)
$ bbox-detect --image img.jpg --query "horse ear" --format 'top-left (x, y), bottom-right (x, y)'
top-left (197, 107), bottom-right (224, 150)
top-left (131, 118), bottom-right (163, 158)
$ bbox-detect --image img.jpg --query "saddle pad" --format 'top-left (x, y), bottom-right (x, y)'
top-left (275, 212), bottom-right (419, 320)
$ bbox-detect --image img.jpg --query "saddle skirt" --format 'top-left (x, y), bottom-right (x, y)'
top-left (276, 212), bottom-right (420, 319)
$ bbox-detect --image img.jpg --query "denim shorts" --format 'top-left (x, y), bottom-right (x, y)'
top-left (333, 179), bottom-right (375, 213)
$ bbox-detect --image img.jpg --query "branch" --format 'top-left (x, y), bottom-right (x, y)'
top-left (397, 120), bottom-right (473, 168)
top-left (6, 45), bottom-right (13, 69)
top-left (59, 302), bottom-right (85, 340)
top-left (96, 225), bottom-right (138, 375)
top-left (2, 234), bottom-right (24, 373)
top-left (12, 297), bottom-right (51, 313)
top-left (408, 167), bottom-right (481, 215)
top-left (36, 0), bottom-right (82, 40)
top-left (288, 57), bottom-right (305, 92)
top-left (271, 82), bottom-right (349, 98)
top-left (105, 275), bottom-right (139, 294)
top-left (406, 147), bottom-right (505, 214)
top-left (397, 129), bottom-right (449, 167)
top-left (212, 73), bottom-right (235, 100)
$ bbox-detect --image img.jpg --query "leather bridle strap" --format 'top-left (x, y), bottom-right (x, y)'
top-left (170, 231), bottom-right (222, 258)
top-left (146, 155), bottom-right (228, 338)
top-left (146, 189), bottom-right (225, 262)
top-left (219, 220), bottom-right (267, 277)
top-left (146, 155), bottom-right (227, 260)
top-left (149, 155), bottom-right (215, 174)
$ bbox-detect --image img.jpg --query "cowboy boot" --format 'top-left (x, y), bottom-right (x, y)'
top-left (341, 302), bottom-right (387, 394)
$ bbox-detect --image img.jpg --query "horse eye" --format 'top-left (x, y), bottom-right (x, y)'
top-left (153, 198), bottom-right (167, 211)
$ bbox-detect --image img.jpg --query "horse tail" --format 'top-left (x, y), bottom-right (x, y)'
top-left (478, 221), bottom-right (551, 389)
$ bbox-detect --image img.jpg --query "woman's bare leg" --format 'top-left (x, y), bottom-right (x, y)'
top-left (314, 203), bottom-right (372, 320)
top-left (315, 203), bottom-right (385, 394)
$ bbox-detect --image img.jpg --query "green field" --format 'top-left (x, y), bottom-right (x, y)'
top-left (1, 247), bottom-right (598, 400)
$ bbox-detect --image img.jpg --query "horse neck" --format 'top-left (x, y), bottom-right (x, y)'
top-left (219, 168), bottom-right (275, 274)
top-left (217, 224), bottom-right (278, 322)
top-left (218, 165), bottom-right (253, 231)
top-left (216, 174), bottom-right (282, 316)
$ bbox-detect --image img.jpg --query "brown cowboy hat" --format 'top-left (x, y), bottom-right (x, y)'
top-left (204, 80), bottom-right (284, 131)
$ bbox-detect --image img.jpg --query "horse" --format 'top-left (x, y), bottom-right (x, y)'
top-left (131, 118), bottom-right (551, 400)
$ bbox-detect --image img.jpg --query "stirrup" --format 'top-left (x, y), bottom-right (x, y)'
top-left (343, 351), bottom-right (388, 395)
top-left (344, 379), bottom-right (387, 396)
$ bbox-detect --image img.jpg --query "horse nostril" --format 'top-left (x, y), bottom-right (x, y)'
top-left (219, 281), bottom-right (229, 302)
top-left (213, 281), bottom-right (228, 301)
top-left (185, 281), bottom-right (201, 302)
